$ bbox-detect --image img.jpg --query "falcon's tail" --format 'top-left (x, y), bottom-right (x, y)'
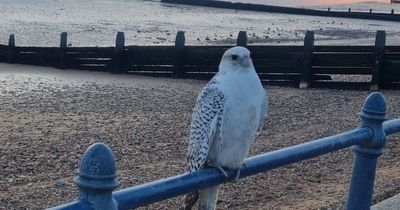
top-left (199, 186), bottom-right (220, 210)
top-left (183, 186), bottom-right (219, 210)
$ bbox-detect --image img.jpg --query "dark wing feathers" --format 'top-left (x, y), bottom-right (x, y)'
top-left (187, 80), bottom-right (225, 172)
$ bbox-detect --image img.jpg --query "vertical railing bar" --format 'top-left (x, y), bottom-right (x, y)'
top-left (346, 92), bottom-right (387, 209)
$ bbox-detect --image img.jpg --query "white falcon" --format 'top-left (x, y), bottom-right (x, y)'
top-left (184, 46), bottom-right (268, 210)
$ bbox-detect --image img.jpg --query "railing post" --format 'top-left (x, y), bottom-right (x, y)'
top-left (237, 31), bottom-right (247, 47)
top-left (173, 31), bottom-right (185, 78)
top-left (371, 30), bottom-right (386, 91)
top-left (346, 92), bottom-right (387, 210)
top-left (74, 143), bottom-right (119, 210)
top-left (58, 32), bottom-right (67, 69)
top-left (299, 30), bottom-right (314, 89)
top-left (7, 34), bottom-right (16, 63)
top-left (112, 32), bottom-right (125, 74)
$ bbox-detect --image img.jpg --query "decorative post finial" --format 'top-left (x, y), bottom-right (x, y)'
top-left (359, 92), bottom-right (387, 149)
top-left (346, 92), bottom-right (387, 210)
top-left (74, 143), bottom-right (119, 210)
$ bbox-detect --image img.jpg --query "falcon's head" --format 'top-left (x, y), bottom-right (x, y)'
top-left (219, 46), bottom-right (254, 73)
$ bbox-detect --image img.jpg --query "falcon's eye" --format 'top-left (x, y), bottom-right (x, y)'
top-left (231, 55), bottom-right (238, 60)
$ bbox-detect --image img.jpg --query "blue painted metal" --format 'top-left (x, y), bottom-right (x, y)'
top-left (384, 118), bottom-right (400, 135)
top-left (48, 92), bottom-right (400, 210)
top-left (346, 92), bottom-right (387, 210)
top-left (48, 143), bottom-right (119, 210)
top-left (47, 200), bottom-right (91, 210)
top-left (113, 127), bottom-right (373, 210)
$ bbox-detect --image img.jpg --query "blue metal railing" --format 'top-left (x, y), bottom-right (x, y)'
top-left (48, 92), bottom-right (400, 210)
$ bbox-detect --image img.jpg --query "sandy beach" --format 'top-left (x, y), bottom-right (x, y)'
top-left (0, 63), bottom-right (399, 209)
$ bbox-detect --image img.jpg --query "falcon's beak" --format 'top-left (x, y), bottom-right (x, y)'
top-left (240, 57), bottom-right (250, 68)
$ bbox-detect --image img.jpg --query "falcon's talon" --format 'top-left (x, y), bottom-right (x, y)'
top-left (216, 166), bottom-right (228, 178)
top-left (208, 163), bottom-right (228, 178)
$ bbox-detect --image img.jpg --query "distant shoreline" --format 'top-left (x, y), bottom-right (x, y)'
top-left (162, 0), bottom-right (400, 22)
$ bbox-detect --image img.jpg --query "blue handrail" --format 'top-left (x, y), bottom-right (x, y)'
top-left (48, 92), bottom-right (400, 210)
top-left (113, 127), bottom-right (373, 210)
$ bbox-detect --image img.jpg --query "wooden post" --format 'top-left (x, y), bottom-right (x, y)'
top-left (391, 9), bottom-right (394, 15)
top-left (7, 34), bottom-right (16, 63)
top-left (112, 32), bottom-right (125, 74)
top-left (370, 9), bottom-right (373, 14)
top-left (58, 32), bottom-right (67, 69)
top-left (348, 8), bottom-right (351, 12)
top-left (173, 31), bottom-right (185, 78)
top-left (237, 31), bottom-right (247, 47)
top-left (299, 31), bottom-right (315, 89)
top-left (370, 30), bottom-right (386, 90)
top-left (328, 7), bottom-right (330, 12)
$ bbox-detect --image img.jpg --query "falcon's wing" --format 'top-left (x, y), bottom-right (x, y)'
top-left (187, 80), bottom-right (225, 172)
top-left (255, 94), bottom-right (268, 137)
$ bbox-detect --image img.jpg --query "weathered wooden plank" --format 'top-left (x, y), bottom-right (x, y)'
top-left (261, 73), bottom-right (331, 81)
top-left (126, 72), bottom-right (173, 78)
top-left (15, 46), bottom-right (59, 52)
top-left (183, 48), bottom-right (227, 60)
top-left (183, 65), bottom-right (219, 73)
top-left (312, 67), bottom-right (373, 75)
top-left (382, 61), bottom-right (400, 81)
top-left (126, 48), bottom-right (176, 65)
top-left (67, 47), bottom-right (114, 53)
top-left (70, 58), bottom-right (112, 65)
top-left (314, 46), bottom-right (374, 52)
top-left (183, 72), bottom-right (215, 80)
top-left (258, 73), bottom-right (300, 81)
top-left (255, 65), bottom-right (300, 73)
top-left (248, 45), bottom-right (304, 52)
top-left (251, 52), bottom-right (304, 60)
top-left (128, 65), bottom-right (175, 72)
top-left (129, 56), bottom-right (176, 65)
top-left (15, 51), bottom-right (58, 66)
top-left (66, 53), bottom-right (113, 59)
top-left (262, 80), bottom-right (299, 87)
top-left (183, 56), bottom-right (302, 66)
top-left (254, 59), bottom-right (302, 66)
top-left (183, 46), bottom-right (304, 61)
top-left (183, 57), bottom-right (221, 65)
top-left (385, 46), bottom-right (400, 52)
top-left (68, 64), bottom-right (109, 71)
top-left (313, 53), bottom-right (375, 66)
top-left (311, 81), bottom-right (371, 90)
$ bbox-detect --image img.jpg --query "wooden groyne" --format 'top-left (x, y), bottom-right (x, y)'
top-left (161, 0), bottom-right (400, 22)
top-left (0, 31), bottom-right (399, 90)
